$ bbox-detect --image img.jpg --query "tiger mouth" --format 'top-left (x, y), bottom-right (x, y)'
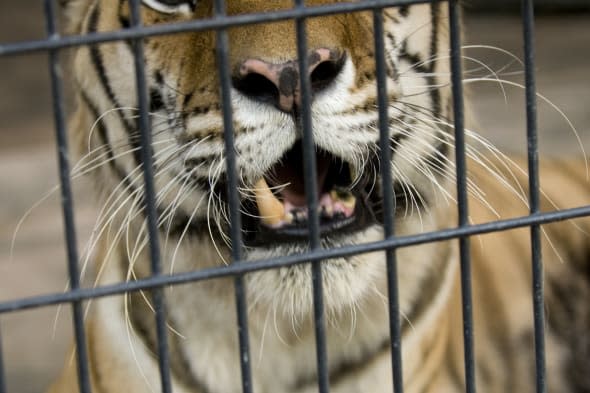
top-left (242, 140), bottom-right (378, 246)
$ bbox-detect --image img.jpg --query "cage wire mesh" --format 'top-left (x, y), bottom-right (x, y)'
top-left (1, 1), bottom-right (590, 393)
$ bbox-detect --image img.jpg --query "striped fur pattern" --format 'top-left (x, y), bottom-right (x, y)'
top-left (48, 1), bottom-right (590, 392)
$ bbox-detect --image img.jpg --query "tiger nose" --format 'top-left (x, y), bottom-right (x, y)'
top-left (233, 48), bottom-right (346, 113)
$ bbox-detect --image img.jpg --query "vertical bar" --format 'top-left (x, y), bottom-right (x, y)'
top-left (521, 1), bottom-right (546, 392)
top-left (127, 1), bottom-right (173, 392)
top-left (448, 2), bottom-right (476, 392)
top-left (372, 8), bottom-right (404, 393)
top-left (212, 1), bottom-right (254, 392)
top-left (44, 1), bottom-right (93, 392)
top-left (294, 1), bottom-right (330, 392)
top-left (0, 325), bottom-right (6, 393)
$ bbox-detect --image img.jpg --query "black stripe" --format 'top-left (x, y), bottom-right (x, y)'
top-left (88, 2), bottom-right (143, 168)
top-left (118, 0), bottom-right (135, 52)
top-left (127, 289), bottom-right (214, 393)
top-left (293, 337), bottom-right (390, 391)
top-left (384, 32), bottom-right (400, 81)
top-left (82, 91), bottom-right (210, 239)
top-left (81, 91), bottom-right (134, 188)
top-left (118, 0), bottom-right (130, 29)
top-left (428, 3), bottom-right (441, 117)
top-left (182, 91), bottom-right (195, 110)
top-left (87, 327), bottom-right (107, 393)
top-left (544, 247), bottom-right (590, 392)
top-left (389, 107), bottom-right (448, 198)
top-left (399, 43), bottom-right (427, 73)
top-left (150, 88), bottom-right (165, 112)
top-left (160, 167), bottom-right (227, 237)
top-left (422, 130), bottom-right (450, 175)
top-left (403, 242), bottom-right (452, 329)
top-left (383, 10), bottom-right (400, 24)
top-left (154, 70), bottom-right (165, 86)
top-left (397, 4), bottom-right (442, 117)
top-left (87, 6), bottom-right (119, 109)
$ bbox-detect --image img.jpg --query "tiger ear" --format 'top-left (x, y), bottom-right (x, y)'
top-left (59, 0), bottom-right (92, 34)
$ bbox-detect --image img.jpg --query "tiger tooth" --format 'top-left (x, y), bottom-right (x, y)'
top-left (331, 190), bottom-right (357, 210)
top-left (254, 178), bottom-right (285, 227)
top-left (341, 195), bottom-right (356, 211)
top-left (284, 211), bottom-right (295, 224)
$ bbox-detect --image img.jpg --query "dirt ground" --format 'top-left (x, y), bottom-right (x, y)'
top-left (0, 6), bottom-right (589, 393)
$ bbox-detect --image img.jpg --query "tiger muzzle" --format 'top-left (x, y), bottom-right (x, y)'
top-left (232, 48), bottom-right (346, 113)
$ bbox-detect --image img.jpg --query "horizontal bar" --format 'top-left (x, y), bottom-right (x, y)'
top-left (0, 325), bottom-right (6, 393)
top-left (0, 0), bottom-right (441, 57)
top-left (1, 205), bottom-right (589, 314)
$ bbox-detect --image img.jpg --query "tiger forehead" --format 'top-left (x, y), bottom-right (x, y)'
top-left (112, 0), bottom-right (379, 76)
top-left (116, 0), bottom-right (366, 22)
top-left (96, 0), bottom-right (415, 98)
top-left (110, 0), bottom-right (408, 28)
top-left (110, 0), bottom-right (410, 59)
top-left (148, 1), bottom-right (372, 55)
top-left (225, 14), bottom-right (371, 64)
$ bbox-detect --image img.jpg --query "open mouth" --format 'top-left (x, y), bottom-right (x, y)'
top-left (242, 140), bottom-right (378, 246)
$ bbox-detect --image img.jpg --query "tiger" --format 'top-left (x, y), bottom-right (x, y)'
top-left (47, 1), bottom-right (590, 392)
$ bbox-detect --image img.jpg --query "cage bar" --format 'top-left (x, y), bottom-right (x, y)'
top-left (0, 325), bottom-right (6, 393)
top-left (2, 204), bottom-right (590, 317)
top-left (127, 0), bottom-right (173, 391)
top-left (372, 8), bottom-right (404, 393)
top-left (212, 0), bottom-right (254, 392)
top-left (44, 0), bottom-right (93, 392)
top-left (521, 1), bottom-right (547, 392)
top-left (448, 1), bottom-right (476, 392)
top-left (294, 1), bottom-right (330, 391)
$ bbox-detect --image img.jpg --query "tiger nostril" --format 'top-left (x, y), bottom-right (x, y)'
top-left (233, 58), bottom-right (287, 110)
top-left (310, 57), bottom-right (346, 93)
top-left (232, 72), bottom-right (280, 106)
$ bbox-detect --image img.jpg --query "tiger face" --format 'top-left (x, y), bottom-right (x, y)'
top-left (72, 1), bottom-right (453, 319)
top-left (45, 3), bottom-right (590, 392)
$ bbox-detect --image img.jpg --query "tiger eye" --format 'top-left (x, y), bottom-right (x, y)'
top-left (142, 0), bottom-right (196, 14)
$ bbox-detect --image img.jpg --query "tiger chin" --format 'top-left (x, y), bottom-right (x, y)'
top-left (48, 1), bottom-right (590, 392)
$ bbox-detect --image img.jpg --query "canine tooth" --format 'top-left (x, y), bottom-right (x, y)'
top-left (341, 196), bottom-right (356, 211)
top-left (284, 211), bottom-right (294, 224)
top-left (331, 189), bottom-right (353, 202)
top-left (292, 209), bottom-right (306, 223)
top-left (254, 178), bottom-right (285, 226)
top-left (330, 190), bottom-right (356, 210)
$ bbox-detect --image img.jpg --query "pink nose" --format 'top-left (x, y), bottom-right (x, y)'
top-left (233, 48), bottom-right (346, 113)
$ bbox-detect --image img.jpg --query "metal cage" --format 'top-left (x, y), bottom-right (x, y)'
top-left (1, 1), bottom-right (589, 393)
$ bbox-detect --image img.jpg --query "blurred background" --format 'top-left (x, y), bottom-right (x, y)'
top-left (0, 1), bottom-right (589, 392)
